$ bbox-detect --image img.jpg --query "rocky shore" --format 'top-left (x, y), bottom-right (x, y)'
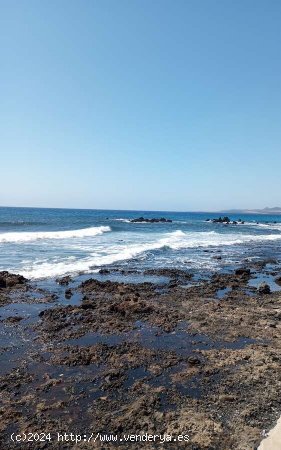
top-left (0, 264), bottom-right (281, 449)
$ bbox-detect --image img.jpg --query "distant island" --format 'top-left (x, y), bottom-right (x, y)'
top-left (220, 207), bottom-right (281, 215)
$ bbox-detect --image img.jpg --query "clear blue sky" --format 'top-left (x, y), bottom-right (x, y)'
top-left (1, 0), bottom-right (281, 211)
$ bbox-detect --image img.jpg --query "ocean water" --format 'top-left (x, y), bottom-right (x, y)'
top-left (0, 207), bottom-right (281, 279)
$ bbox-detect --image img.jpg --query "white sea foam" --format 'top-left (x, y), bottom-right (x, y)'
top-left (17, 229), bottom-right (281, 279)
top-left (225, 221), bottom-right (281, 232)
top-left (114, 219), bottom-right (153, 224)
top-left (114, 218), bottom-right (131, 223)
top-left (254, 223), bottom-right (281, 231)
top-left (0, 226), bottom-right (111, 243)
top-left (162, 230), bottom-right (281, 249)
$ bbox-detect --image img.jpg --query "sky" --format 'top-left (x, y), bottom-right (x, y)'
top-left (1, 0), bottom-right (281, 211)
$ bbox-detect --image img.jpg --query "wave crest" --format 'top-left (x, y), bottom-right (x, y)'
top-left (0, 226), bottom-right (111, 243)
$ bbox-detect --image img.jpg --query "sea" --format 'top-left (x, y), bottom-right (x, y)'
top-left (1, 206), bottom-right (281, 280)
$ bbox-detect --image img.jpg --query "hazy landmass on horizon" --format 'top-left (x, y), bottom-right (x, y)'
top-left (220, 207), bottom-right (281, 215)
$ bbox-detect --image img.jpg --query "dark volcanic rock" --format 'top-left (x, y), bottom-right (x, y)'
top-left (212, 216), bottom-right (231, 224)
top-left (81, 301), bottom-right (96, 310)
top-left (0, 271), bottom-right (27, 289)
top-left (4, 316), bottom-right (24, 323)
top-left (257, 283), bottom-right (271, 295)
top-left (235, 268), bottom-right (251, 277)
top-left (99, 268), bottom-right (111, 274)
top-left (109, 296), bottom-right (153, 316)
top-left (56, 275), bottom-right (72, 285)
top-left (188, 356), bottom-right (201, 365)
top-left (130, 217), bottom-right (172, 223)
top-left (65, 288), bottom-right (73, 299)
top-left (144, 268), bottom-right (192, 280)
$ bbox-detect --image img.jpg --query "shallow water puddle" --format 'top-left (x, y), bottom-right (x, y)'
top-left (92, 272), bottom-right (170, 285)
top-left (65, 321), bottom-right (256, 356)
top-left (0, 302), bottom-right (51, 322)
top-left (248, 273), bottom-right (281, 292)
top-left (123, 367), bottom-right (149, 389)
top-left (216, 287), bottom-right (232, 299)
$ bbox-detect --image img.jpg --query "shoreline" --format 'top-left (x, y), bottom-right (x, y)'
top-left (0, 263), bottom-right (281, 449)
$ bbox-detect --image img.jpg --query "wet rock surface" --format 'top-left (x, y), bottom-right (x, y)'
top-left (56, 275), bottom-right (72, 285)
top-left (0, 265), bottom-right (281, 449)
top-left (0, 271), bottom-right (27, 289)
top-left (0, 272), bottom-right (28, 306)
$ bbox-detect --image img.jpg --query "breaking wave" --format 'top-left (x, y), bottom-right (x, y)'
top-left (114, 218), bottom-right (131, 223)
top-left (254, 222), bottom-right (281, 232)
top-left (162, 230), bottom-right (281, 249)
top-left (0, 226), bottom-right (111, 243)
top-left (18, 229), bottom-right (281, 279)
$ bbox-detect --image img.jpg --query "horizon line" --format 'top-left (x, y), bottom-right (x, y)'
top-left (0, 204), bottom-right (280, 214)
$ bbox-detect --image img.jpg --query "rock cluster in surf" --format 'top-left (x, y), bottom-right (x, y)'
top-left (206, 216), bottom-right (245, 225)
top-left (130, 217), bottom-right (172, 223)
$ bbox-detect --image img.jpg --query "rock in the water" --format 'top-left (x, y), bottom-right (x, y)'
top-left (99, 268), bottom-right (110, 274)
top-left (211, 216), bottom-right (230, 224)
top-left (258, 282), bottom-right (271, 295)
top-left (65, 288), bottom-right (73, 299)
top-left (5, 316), bottom-right (24, 323)
top-left (130, 217), bottom-right (172, 223)
top-left (56, 275), bottom-right (72, 285)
